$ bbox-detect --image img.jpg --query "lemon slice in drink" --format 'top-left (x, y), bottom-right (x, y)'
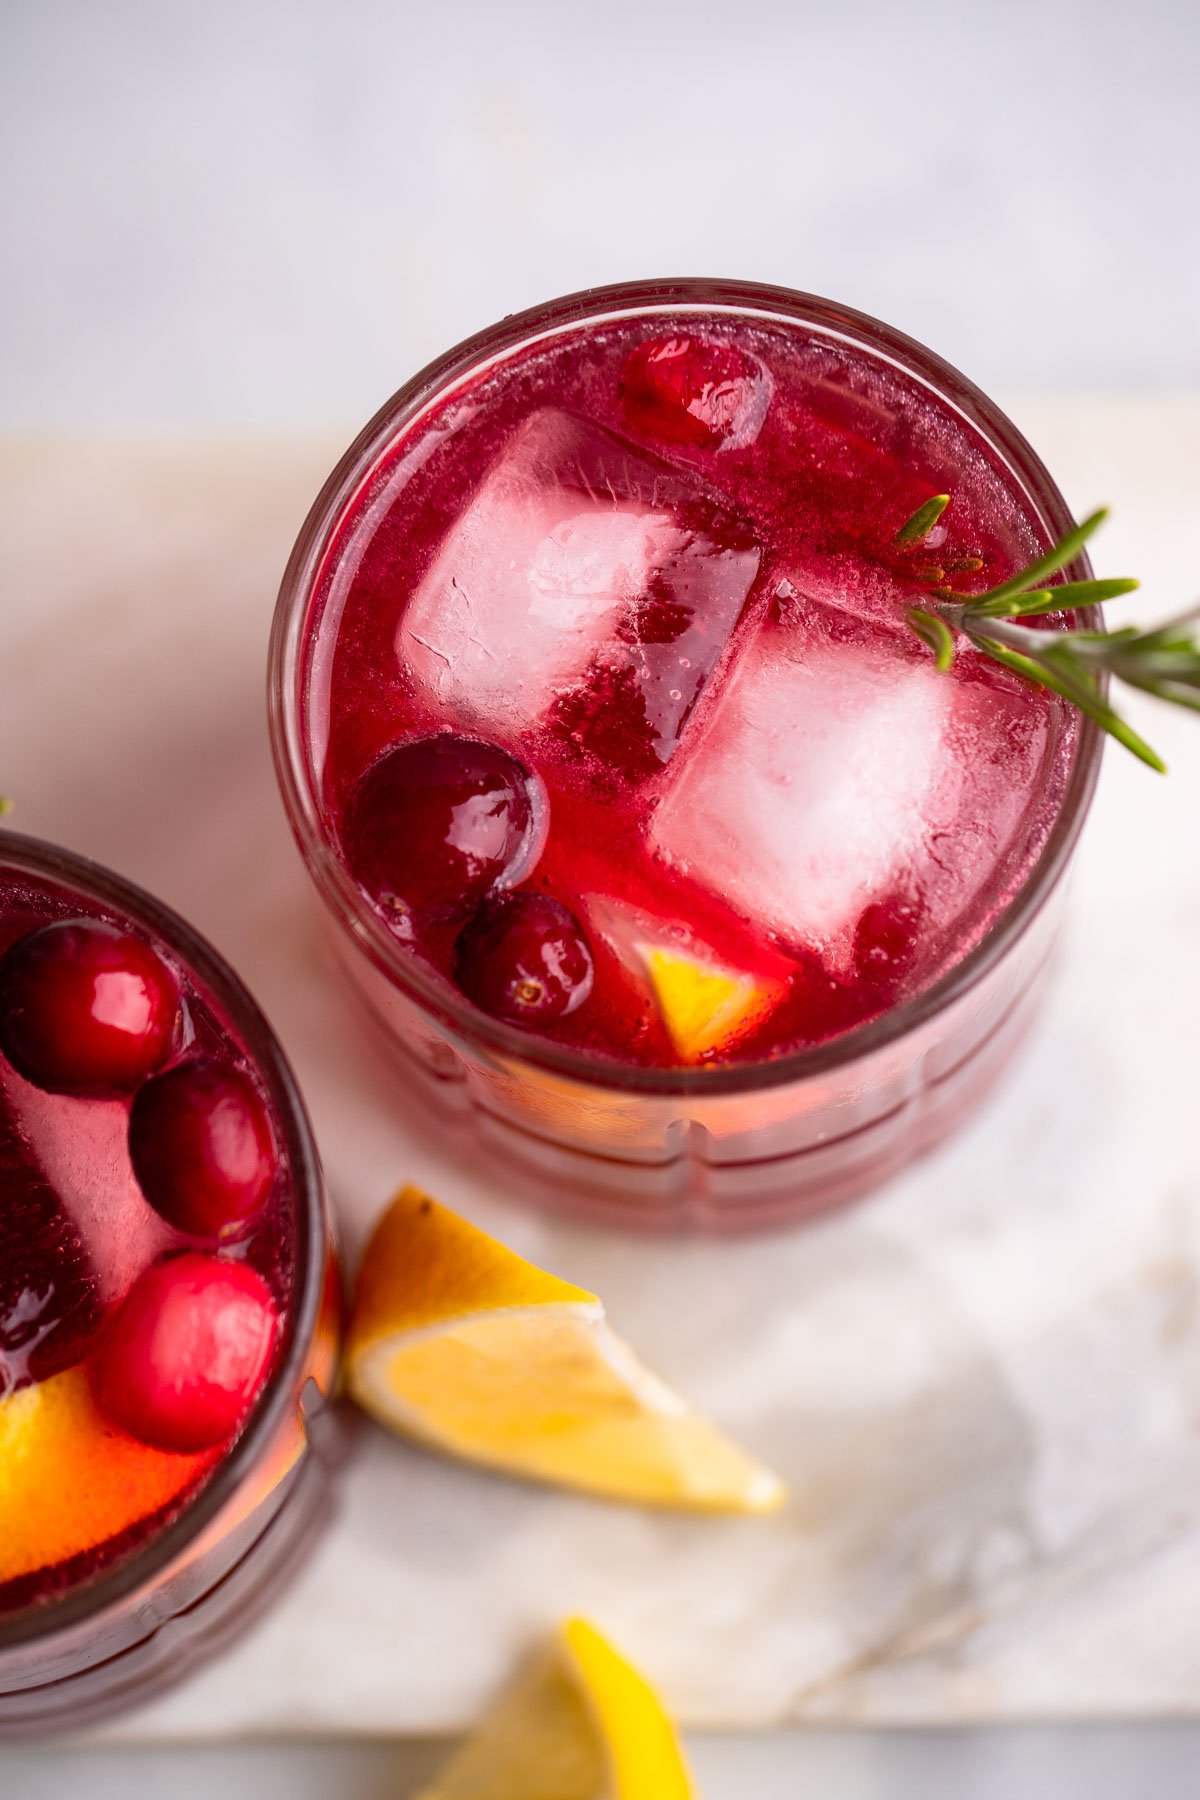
top-left (641, 943), bottom-right (784, 1061)
top-left (346, 1186), bottom-right (783, 1512)
top-left (417, 1616), bottom-right (694, 1800)
top-left (587, 898), bottom-right (787, 1062)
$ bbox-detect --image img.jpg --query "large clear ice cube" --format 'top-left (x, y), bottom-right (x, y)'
top-left (399, 409), bottom-right (760, 774)
top-left (1, 1063), bottom-right (175, 1307)
top-left (649, 591), bottom-right (1056, 966)
top-left (647, 601), bottom-right (952, 961)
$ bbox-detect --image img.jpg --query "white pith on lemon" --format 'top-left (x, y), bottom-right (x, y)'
top-left (346, 1186), bottom-right (783, 1513)
top-left (416, 1616), bottom-right (694, 1800)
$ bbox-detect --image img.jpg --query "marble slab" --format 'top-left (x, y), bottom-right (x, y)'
top-left (1, 401), bottom-right (1199, 1737)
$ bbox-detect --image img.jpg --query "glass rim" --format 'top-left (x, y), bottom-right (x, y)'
top-left (268, 276), bottom-right (1104, 1100)
top-left (0, 829), bottom-right (329, 1656)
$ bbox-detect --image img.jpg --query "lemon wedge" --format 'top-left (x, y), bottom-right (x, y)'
top-left (346, 1186), bottom-right (783, 1512)
top-left (641, 943), bottom-right (783, 1061)
top-left (587, 898), bottom-right (787, 1062)
top-left (417, 1616), bottom-right (694, 1800)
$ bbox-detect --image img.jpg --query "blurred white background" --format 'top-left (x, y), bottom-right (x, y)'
top-left (4, 1), bottom-right (1200, 1794)
top-left (2, 0), bottom-right (1198, 431)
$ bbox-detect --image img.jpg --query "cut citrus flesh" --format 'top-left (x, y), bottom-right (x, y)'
top-left (586, 898), bottom-right (786, 1062)
top-left (641, 943), bottom-right (783, 1061)
top-left (417, 1616), bottom-right (694, 1800)
top-left (0, 1365), bottom-right (214, 1585)
top-left (347, 1186), bottom-right (783, 1512)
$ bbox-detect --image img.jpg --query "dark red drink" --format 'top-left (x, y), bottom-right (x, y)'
top-left (0, 835), bottom-right (336, 1734)
top-left (272, 283), bottom-right (1101, 1224)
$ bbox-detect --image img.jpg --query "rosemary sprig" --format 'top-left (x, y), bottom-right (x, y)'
top-left (897, 501), bottom-right (1200, 772)
top-left (895, 494), bottom-right (950, 544)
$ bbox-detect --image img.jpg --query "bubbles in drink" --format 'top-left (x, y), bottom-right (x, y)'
top-left (318, 310), bottom-right (1070, 1067)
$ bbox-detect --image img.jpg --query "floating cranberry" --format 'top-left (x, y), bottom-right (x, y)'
top-left (621, 335), bottom-right (768, 449)
top-left (94, 1253), bottom-right (278, 1453)
top-left (0, 920), bottom-right (180, 1097)
top-left (343, 735), bottom-right (542, 934)
top-left (454, 893), bottom-right (594, 1026)
top-left (129, 1059), bottom-right (277, 1241)
top-left (854, 894), bottom-right (925, 986)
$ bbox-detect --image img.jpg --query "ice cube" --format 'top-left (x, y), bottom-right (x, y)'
top-left (0, 1080), bottom-right (101, 1391)
top-left (399, 409), bottom-right (760, 773)
top-left (647, 611), bottom-right (957, 961)
top-left (1, 1063), bottom-right (176, 1308)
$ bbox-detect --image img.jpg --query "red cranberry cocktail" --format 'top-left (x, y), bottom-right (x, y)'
top-left (271, 281), bottom-right (1102, 1227)
top-left (0, 833), bottom-right (337, 1736)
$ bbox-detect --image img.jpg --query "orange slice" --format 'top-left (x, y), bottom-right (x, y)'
top-left (0, 1365), bottom-right (213, 1585)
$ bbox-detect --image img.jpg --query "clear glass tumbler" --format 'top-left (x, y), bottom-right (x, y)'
top-left (269, 280), bottom-right (1102, 1230)
top-left (0, 832), bottom-right (340, 1737)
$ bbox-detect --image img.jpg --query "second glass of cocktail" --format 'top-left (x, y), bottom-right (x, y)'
top-left (270, 280), bottom-right (1102, 1227)
top-left (0, 833), bottom-right (338, 1734)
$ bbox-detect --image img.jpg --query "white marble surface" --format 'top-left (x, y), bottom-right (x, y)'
top-left (0, 401), bottom-right (1198, 1746)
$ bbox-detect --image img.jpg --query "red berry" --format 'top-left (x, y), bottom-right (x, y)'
top-left (621, 335), bottom-right (768, 449)
top-left (854, 894), bottom-right (925, 986)
top-left (343, 735), bottom-right (542, 935)
top-left (454, 893), bottom-right (594, 1026)
top-left (94, 1253), bottom-right (278, 1453)
top-left (129, 1060), bottom-right (277, 1241)
top-left (0, 920), bottom-right (180, 1097)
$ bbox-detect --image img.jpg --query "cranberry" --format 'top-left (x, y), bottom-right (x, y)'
top-left (0, 920), bottom-right (180, 1097)
top-left (94, 1253), bottom-right (278, 1453)
top-left (343, 735), bottom-right (542, 934)
top-left (129, 1059), bottom-right (277, 1241)
top-left (855, 894), bottom-right (925, 987)
top-left (454, 893), bottom-right (594, 1025)
top-left (621, 335), bottom-right (768, 449)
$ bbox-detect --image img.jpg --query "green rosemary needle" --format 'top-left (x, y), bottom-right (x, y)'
top-left (897, 501), bottom-right (1200, 772)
